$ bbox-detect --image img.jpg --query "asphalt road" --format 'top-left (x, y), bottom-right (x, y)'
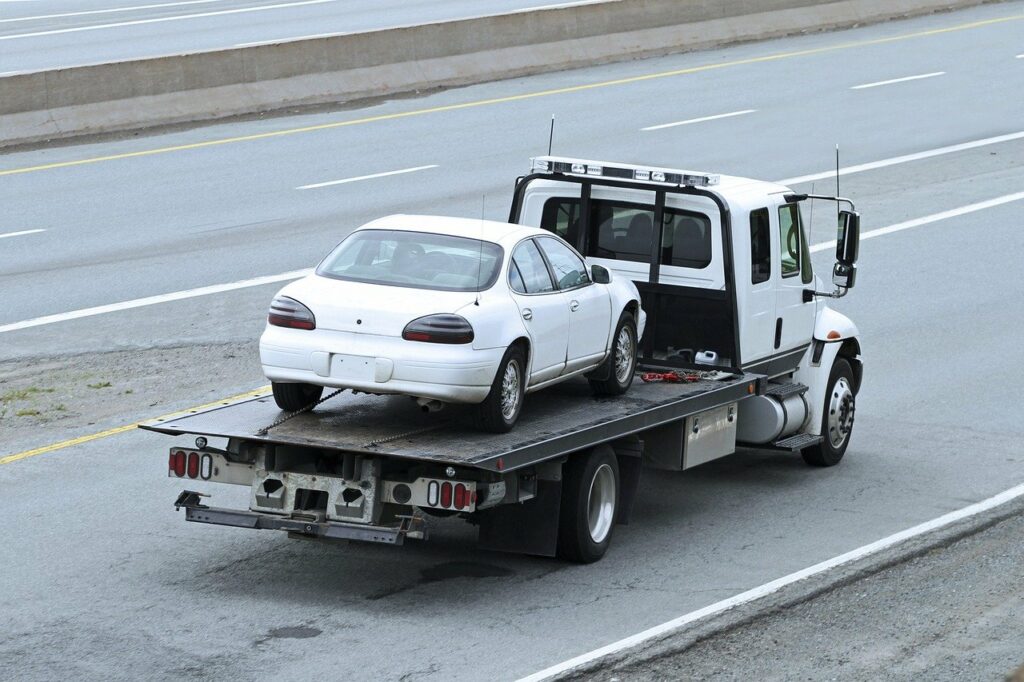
top-left (2, 3), bottom-right (1024, 680)
top-left (0, 0), bottom-right (591, 72)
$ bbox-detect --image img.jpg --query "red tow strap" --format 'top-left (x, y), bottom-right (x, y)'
top-left (640, 371), bottom-right (702, 383)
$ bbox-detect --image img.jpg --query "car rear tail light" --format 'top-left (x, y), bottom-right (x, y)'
top-left (402, 314), bottom-right (474, 344)
top-left (170, 450), bottom-right (186, 477)
top-left (268, 295), bottom-right (316, 330)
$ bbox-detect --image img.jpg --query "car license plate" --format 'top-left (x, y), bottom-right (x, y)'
top-left (330, 353), bottom-right (374, 381)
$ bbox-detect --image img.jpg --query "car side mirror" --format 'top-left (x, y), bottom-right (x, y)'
top-left (591, 264), bottom-right (611, 284)
top-left (836, 210), bottom-right (860, 265)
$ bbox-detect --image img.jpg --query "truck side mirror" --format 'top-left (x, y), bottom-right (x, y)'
top-left (836, 210), bottom-right (860, 265)
top-left (591, 264), bottom-right (611, 284)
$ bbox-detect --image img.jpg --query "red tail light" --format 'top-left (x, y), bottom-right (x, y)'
top-left (402, 314), bottom-right (474, 344)
top-left (268, 295), bottom-right (316, 330)
top-left (454, 483), bottom-right (467, 510)
top-left (441, 482), bottom-right (453, 508)
top-left (187, 451), bottom-right (200, 478)
top-left (170, 450), bottom-right (186, 477)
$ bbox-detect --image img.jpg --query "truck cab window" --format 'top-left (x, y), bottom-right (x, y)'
top-left (778, 204), bottom-right (802, 278)
top-left (540, 197), bottom-right (580, 243)
top-left (750, 208), bottom-right (771, 284)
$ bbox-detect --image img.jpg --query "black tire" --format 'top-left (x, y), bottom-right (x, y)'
top-left (557, 445), bottom-right (619, 563)
top-left (271, 381), bottom-right (323, 412)
top-left (589, 312), bottom-right (638, 396)
top-left (473, 345), bottom-right (526, 433)
top-left (802, 358), bottom-right (856, 467)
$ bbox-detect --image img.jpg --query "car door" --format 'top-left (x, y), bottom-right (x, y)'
top-left (508, 239), bottom-right (569, 384)
top-left (773, 201), bottom-right (816, 359)
top-left (535, 236), bottom-right (613, 373)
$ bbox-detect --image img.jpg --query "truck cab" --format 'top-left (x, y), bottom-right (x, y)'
top-left (510, 156), bottom-right (863, 464)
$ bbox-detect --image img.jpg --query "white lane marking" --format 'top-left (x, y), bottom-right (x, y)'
top-left (1016, 54), bottom-right (1024, 59)
top-left (519, 480), bottom-right (1024, 682)
top-left (851, 71), bottom-right (945, 89)
top-left (0, 269), bottom-right (311, 334)
top-left (808, 191), bottom-right (1024, 254)
top-left (234, 32), bottom-right (337, 47)
top-left (0, 0), bottom-right (226, 24)
top-left (0, 0), bottom-right (336, 41)
top-left (778, 130), bottom-right (1024, 186)
top-left (640, 109), bottom-right (756, 132)
top-left (0, 228), bottom-right (45, 239)
top-left (296, 165), bottom-right (439, 190)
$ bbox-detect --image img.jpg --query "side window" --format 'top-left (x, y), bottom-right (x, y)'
top-left (537, 238), bottom-right (590, 290)
top-left (540, 198), bottom-right (580, 243)
top-left (778, 204), bottom-right (802, 278)
top-left (750, 208), bottom-right (771, 284)
top-left (511, 240), bottom-right (555, 294)
top-left (661, 209), bottom-right (712, 269)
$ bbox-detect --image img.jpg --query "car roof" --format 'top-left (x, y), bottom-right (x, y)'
top-left (355, 214), bottom-right (547, 246)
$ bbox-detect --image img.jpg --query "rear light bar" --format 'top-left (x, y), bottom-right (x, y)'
top-left (530, 155), bottom-right (720, 188)
top-left (268, 295), bottom-right (316, 330)
top-left (402, 314), bottom-right (474, 344)
top-left (168, 449), bottom-right (215, 481)
top-left (382, 477), bottom-right (477, 512)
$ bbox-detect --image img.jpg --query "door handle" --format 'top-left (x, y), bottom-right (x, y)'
top-left (569, 300), bottom-right (580, 312)
top-left (522, 308), bottom-right (533, 321)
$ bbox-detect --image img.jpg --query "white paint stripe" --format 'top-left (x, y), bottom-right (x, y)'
top-left (234, 32), bottom-right (337, 47)
top-left (296, 164), bottom-right (438, 190)
top-left (0, 228), bottom-right (45, 239)
top-left (640, 109), bottom-right (756, 131)
top-left (0, 269), bottom-right (311, 334)
top-left (808, 191), bottom-right (1024, 254)
top-left (1016, 54), bottom-right (1024, 59)
top-left (519, 481), bottom-right (1024, 682)
top-left (777, 130), bottom-right (1024, 186)
top-left (0, 0), bottom-right (336, 41)
top-left (851, 71), bottom-right (945, 89)
top-left (0, 0), bottom-right (226, 24)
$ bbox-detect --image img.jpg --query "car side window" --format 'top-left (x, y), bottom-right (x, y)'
top-left (750, 208), bottom-right (771, 284)
top-left (537, 237), bottom-right (590, 290)
top-left (511, 240), bottom-right (555, 294)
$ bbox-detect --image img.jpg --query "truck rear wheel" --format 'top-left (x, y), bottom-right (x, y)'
top-left (802, 358), bottom-right (856, 467)
top-left (557, 445), bottom-right (619, 563)
top-left (271, 381), bottom-right (323, 412)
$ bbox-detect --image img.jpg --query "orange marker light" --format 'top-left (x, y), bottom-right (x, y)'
top-left (827, 330), bottom-right (842, 340)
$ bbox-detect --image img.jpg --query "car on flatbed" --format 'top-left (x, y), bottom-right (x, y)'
top-left (146, 156), bottom-right (863, 563)
top-left (260, 215), bottom-right (646, 432)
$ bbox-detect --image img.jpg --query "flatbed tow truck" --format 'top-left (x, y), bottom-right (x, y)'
top-left (143, 157), bottom-right (864, 562)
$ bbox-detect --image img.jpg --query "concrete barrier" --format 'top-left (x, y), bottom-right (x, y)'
top-left (0, 0), bottom-right (996, 148)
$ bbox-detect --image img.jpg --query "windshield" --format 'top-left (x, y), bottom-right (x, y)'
top-left (316, 229), bottom-right (504, 292)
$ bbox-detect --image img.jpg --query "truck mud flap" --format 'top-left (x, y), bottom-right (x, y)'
top-left (174, 490), bottom-right (421, 545)
top-left (476, 480), bottom-right (561, 557)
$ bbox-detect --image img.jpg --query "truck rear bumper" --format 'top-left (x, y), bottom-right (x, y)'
top-left (175, 491), bottom-right (425, 545)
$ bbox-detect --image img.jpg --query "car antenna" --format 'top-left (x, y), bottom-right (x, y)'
top-left (547, 115), bottom-right (555, 155)
top-left (475, 194), bottom-right (485, 305)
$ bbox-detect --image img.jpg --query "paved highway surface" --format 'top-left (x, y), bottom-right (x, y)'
top-left (2, 3), bottom-right (1024, 679)
top-left (0, 0), bottom-right (593, 72)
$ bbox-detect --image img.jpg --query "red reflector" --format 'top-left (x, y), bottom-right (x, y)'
top-left (403, 331), bottom-right (432, 342)
top-left (441, 482), bottom-right (453, 508)
top-left (454, 483), bottom-right (466, 509)
top-left (187, 451), bottom-right (199, 478)
top-left (172, 451), bottom-right (186, 477)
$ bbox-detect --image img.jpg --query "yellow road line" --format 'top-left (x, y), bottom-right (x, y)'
top-left (0, 385), bottom-right (271, 465)
top-left (2, 13), bottom-right (1021, 178)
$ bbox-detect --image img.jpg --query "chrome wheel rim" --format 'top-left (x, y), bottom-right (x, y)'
top-left (587, 463), bottom-right (616, 544)
top-left (500, 359), bottom-right (521, 421)
top-left (613, 326), bottom-right (635, 384)
top-left (827, 377), bottom-right (855, 449)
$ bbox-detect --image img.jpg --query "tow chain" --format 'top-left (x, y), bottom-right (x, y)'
top-left (640, 370), bottom-right (718, 384)
top-left (256, 388), bottom-right (346, 435)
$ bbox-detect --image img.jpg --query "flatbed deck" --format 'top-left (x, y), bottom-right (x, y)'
top-left (141, 373), bottom-right (759, 472)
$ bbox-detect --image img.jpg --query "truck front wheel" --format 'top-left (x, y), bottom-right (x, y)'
top-left (557, 445), bottom-right (620, 563)
top-left (271, 381), bottom-right (323, 412)
top-left (802, 358), bottom-right (856, 467)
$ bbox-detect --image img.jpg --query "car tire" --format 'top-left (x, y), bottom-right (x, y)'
top-left (557, 445), bottom-right (619, 563)
top-left (473, 345), bottom-right (526, 433)
top-left (271, 381), bottom-right (324, 412)
top-left (802, 358), bottom-right (856, 467)
top-left (589, 312), bottom-right (638, 396)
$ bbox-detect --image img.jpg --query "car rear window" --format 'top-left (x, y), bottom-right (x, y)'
top-left (316, 229), bottom-right (504, 292)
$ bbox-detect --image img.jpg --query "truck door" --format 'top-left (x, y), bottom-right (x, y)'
top-left (742, 207), bottom-right (776, 364)
top-left (535, 236), bottom-right (612, 372)
top-left (772, 201), bottom-right (816, 359)
top-left (508, 239), bottom-right (570, 384)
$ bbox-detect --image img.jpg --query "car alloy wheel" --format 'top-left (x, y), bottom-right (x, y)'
top-left (613, 325), bottom-right (635, 385)
top-left (500, 359), bottom-right (522, 421)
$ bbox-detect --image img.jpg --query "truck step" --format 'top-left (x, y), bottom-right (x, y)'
top-left (772, 433), bottom-right (822, 451)
top-left (765, 382), bottom-right (808, 399)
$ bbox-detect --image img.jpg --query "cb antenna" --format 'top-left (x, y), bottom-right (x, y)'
top-left (835, 144), bottom-right (841, 226)
top-left (547, 115), bottom-right (555, 155)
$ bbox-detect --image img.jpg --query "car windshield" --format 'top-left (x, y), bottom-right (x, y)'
top-left (316, 229), bottom-right (504, 292)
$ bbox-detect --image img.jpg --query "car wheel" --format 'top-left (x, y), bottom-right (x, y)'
top-left (271, 381), bottom-right (324, 412)
top-left (802, 358), bottom-right (856, 467)
top-left (557, 445), bottom-right (619, 563)
top-left (473, 345), bottom-right (526, 433)
top-left (589, 312), bottom-right (637, 396)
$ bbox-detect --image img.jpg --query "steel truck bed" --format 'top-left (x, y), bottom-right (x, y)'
top-left (141, 372), bottom-right (759, 472)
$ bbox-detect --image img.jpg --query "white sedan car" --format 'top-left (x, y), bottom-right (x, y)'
top-left (260, 215), bottom-right (646, 432)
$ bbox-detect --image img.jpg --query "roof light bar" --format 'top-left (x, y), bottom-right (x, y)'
top-left (530, 155), bottom-right (719, 188)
